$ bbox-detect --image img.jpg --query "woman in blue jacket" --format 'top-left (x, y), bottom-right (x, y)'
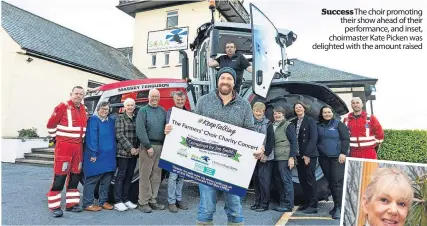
top-left (317, 105), bottom-right (349, 220)
top-left (82, 101), bottom-right (117, 211)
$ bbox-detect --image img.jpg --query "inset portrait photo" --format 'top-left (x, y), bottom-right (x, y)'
top-left (341, 158), bottom-right (427, 226)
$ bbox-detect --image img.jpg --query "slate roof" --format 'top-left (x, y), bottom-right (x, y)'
top-left (243, 59), bottom-right (377, 84)
top-left (1, 1), bottom-right (145, 80)
top-left (117, 47), bottom-right (133, 62)
top-left (287, 59), bottom-right (377, 83)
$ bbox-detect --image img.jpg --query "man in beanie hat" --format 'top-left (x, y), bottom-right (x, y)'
top-left (208, 41), bottom-right (252, 92)
top-left (164, 67), bottom-right (264, 225)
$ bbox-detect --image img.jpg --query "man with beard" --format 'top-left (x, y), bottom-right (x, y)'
top-left (343, 97), bottom-right (384, 159)
top-left (165, 67), bottom-right (264, 225)
top-left (208, 42), bottom-right (252, 92)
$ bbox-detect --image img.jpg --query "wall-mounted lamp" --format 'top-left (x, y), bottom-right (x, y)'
top-left (26, 57), bottom-right (33, 63)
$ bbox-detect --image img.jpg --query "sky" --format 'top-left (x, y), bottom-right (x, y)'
top-left (2, 0), bottom-right (427, 129)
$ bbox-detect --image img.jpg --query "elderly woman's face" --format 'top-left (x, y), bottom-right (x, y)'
top-left (98, 105), bottom-right (109, 118)
top-left (363, 184), bottom-right (410, 226)
top-left (253, 109), bottom-right (264, 121)
top-left (273, 111), bottom-right (284, 121)
top-left (124, 101), bottom-right (135, 114)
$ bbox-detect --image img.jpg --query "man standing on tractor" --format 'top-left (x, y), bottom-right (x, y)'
top-left (165, 67), bottom-right (264, 225)
top-left (343, 97), bottom-right (384, 159)
top-left (46, 86), bottom-right (87, 217)
top-left (208, 41), bottom-right (252, 92)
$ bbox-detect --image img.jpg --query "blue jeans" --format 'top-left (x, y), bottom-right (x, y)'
top-left (83, 172), bottom-right (113, 208)
top-left (273, 160), bottom-right (294, 209)
top-left (198, 184), bottom-right (244, 223)
top-left (167, 172), bottom-right (184, 204)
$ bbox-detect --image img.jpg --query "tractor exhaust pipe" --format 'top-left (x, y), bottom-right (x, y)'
top-left (179, 50), bottom-right (189, 80)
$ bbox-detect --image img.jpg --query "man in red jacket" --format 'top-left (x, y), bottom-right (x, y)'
top-left (46, 86), bottom-right (87, 217)
top-left (343, 97), bottom-right (384, 159)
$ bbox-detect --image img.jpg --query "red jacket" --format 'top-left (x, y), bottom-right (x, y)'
top-left (343, 111), bottom-right (384, 150)
top-left (46, 100), bottom-right (87, 143)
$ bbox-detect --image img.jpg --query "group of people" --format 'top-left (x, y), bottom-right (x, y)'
top-left (44, 40), bottom-right (386, 225)
top-left (46, 86), bottom-right (190, 217)
top-left (249, 96), bottom-right (384, 220)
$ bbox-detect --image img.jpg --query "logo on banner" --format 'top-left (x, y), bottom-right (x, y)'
top-left (194, 163), bottom-right (216, 176)
top-left (191, 154), bottom-right (210, 165)
top-left (166, 28), bottom-right (188, 44)
top-left (180, 136), bottom-right (242, 162)
top-left (177, 148), bottom-right (188, 158)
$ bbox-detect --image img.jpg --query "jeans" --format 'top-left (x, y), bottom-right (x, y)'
top-left (114, 157), bottom-right (137, 203)
top-left (83, 172), bottom-right (114, 208)
top-left (253, 161), bottom-right (273, 207)
top-left (318, 156), bottom-right (345, 206)
top-left (168, 172), bottom-right (184, 204)
top-left (198, 184), bottom-right (244, 223)
top-left (273, 160), bottom-right (294, 209)
top-left (296, 157), bottom-right (318, 208)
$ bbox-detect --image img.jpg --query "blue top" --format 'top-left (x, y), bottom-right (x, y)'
top-left (83, 115), bottom-right (117, 177)
top-left (317, 119), bottom-right (350, 157)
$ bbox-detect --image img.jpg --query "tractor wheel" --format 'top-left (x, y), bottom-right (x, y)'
top-left (251, 92), bottom-right (336, 205)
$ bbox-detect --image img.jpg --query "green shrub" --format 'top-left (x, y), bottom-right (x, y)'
top-left (378, 130), bottom-right (427, 164)
top-left (17, 127), bottom-right (39, 138)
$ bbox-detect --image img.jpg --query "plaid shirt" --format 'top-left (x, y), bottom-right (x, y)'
top-left (115, 113), bottom-right (140, 158)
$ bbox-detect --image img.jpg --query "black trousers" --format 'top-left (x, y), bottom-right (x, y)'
top-left (253, 161), bottom-right (273, 207)
top-left (318, 156), bottom-right (345, 206)
top-left (114, 157), bottom-right (137, 203)
top-left (296, 157), bottom-right (318, 208)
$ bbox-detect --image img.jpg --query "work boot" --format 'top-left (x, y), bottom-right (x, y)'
top-left (168, 204), bottom-right (178, 213)
top-left (196, 221), bottom-right (214, 226)
top-left (65, 205), bottom-right (83, 212)
top-left (138, 204), bottom-right (152, 213)
top-left (332, 206), bottom-right (341, 220)
top-left (296, 205), bottom-right (308, 211)
top-left (51, 208), bottom-right (63, 217)
top-left (176, 201), bottom-right (188, 210)
top-left (255, 206), bottom-right (268, 212)
top-left (149, 202), bottom-right (165, 210)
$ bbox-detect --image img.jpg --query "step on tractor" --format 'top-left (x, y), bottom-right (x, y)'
top-left (83, 3), bottom-right (349, 205)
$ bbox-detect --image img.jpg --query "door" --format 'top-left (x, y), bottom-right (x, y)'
top-left (250, 3), bottom-right (286, 98)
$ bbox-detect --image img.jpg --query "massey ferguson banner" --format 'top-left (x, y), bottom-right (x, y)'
top-left (147, 27), bottom-right (189, 53)
top-left (159, 108), bottom-right (265, 197)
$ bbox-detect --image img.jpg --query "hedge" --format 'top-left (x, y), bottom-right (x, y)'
top-left (377, 130), bottom-right (427, 164)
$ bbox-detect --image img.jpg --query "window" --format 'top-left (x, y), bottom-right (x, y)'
top-left (167, 11), bottom-right (178, 28)
top-left (164, 53), bottom-right (170, 66)
top-left (151, 55), bottom-right (157, 67)
top-left (87, 80), bottom-right (104, 88)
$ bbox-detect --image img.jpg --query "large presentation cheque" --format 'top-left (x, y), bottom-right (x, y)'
top-left (159, 107), bottom-right (265, 197)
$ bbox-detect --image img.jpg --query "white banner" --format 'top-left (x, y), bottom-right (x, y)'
top-left (147, 27), bottom-right (188, 53)
top-left (159, 108), bottom-right (265, 197)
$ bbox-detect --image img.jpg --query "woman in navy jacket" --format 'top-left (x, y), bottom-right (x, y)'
top-left (317, 105), bottom-right (349, 220)
top-left (291, 102), bottom-right (319, 214)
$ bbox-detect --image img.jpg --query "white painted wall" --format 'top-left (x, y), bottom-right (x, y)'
top-left (1, 28), bottom-right (118, 137)
top-left (132, 1), bottom-right (223, 79)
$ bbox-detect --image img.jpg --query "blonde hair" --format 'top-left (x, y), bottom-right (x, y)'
top-left (363, 167), bottom-right (414, 206)
top-left (253, 102), bottom-right (266, 111)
